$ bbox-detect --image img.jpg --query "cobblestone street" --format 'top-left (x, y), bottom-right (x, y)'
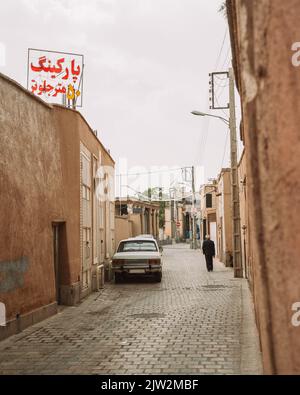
top-left (0, 244), bottom-right (262, 375)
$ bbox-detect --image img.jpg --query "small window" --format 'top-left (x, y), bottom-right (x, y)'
top-left (206, 194), bottom-right (212, 208)
top-left (120, 204), bottom-right (128, 215)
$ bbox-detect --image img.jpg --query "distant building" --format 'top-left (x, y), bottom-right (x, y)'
top-left (115, 198), bottom-right (160, 246)
top-left (163, 201), bottom-right (184, 243)
top-left (199, 182), bottom-right (218, 249)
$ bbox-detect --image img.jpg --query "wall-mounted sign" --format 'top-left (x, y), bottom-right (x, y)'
top-left (27, 48), bottom-right (84, 107)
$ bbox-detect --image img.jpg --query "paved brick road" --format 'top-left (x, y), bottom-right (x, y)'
top-left (0, 244), bottom-right (262, 375)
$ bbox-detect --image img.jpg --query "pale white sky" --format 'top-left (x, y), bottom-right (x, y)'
top-left (0, 0), bottom-right (240, 193)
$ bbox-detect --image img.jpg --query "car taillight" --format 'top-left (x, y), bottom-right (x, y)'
top-left (148, 259), bottom-right (160, 264)
top-left (112, 259), bottom-right (124, 265)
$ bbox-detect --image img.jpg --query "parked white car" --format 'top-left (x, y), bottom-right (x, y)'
top-left (112, 237), bottom-right (163, 283)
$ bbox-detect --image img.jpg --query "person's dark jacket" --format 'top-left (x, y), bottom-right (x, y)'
top-left (202, 239), bottom-right (215, 257)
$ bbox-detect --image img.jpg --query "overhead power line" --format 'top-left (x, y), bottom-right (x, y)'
top-left (221, 46), bottom-right (231, 70)
top-left (115, 167), bottom-right (192, 178)
top-left (214, 29), bottom-right (228, 70)
top-left (220, 129), bottom-right (230, 169)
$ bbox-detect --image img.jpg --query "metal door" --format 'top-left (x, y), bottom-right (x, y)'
top-left (53, 224), bottom-right (61, 304)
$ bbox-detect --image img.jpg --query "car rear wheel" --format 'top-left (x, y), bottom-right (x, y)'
top-left (155, 272), bottom-right (162, 282)
top-left (115, 272), bottom-right (122, 283)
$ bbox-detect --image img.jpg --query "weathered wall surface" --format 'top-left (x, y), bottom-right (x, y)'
top-left (0, 74), bottom-right (116, 336)
top-left (130, 214), bottom-right (142, 236)
top-left (52, 106), bottom-right (81, 288)
top-left (238, 149), bottom-right (254, 285)
top-left (164, 206), bottom-right (172, 239)
top-left (228, 0), bottom-right (300, 374)
top-left (51, 106), bottom-right (116, 291)
top-left (0, 75), bottom-right (65, 321)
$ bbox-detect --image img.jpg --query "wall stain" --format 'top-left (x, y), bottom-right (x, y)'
top-left (0, 257), bottom-right (29, 292)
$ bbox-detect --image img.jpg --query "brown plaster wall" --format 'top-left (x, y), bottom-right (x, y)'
top-left (51, 106), bottom-right (81, 286)
top-left (0, 74), bottom-right (115, 328)
top-left (130, 214), bottom-right (142, 236)
top-left (228, 0), bottom-right (300, 374)
top-left (115, 216), bottom-right (133, 248)
top-left (0, 75), bottom-right (64, 320)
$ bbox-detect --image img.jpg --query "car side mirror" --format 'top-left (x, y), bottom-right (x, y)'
top-left (159, 246), bottom-right (163, 253)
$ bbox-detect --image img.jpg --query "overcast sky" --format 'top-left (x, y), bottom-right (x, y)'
top-left (0, 0), bottom-right (236, 193)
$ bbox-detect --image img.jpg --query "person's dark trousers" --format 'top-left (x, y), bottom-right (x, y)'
top-left (205, 255), bottom-right (213, 272)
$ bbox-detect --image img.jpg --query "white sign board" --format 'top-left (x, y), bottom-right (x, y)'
top-left (27, 48), bottom-right (84, 106)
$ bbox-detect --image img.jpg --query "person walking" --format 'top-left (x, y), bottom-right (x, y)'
top-left (202, 235), bottom-right (215, 272)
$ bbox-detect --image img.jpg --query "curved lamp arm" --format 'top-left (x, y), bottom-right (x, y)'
top-left (191, 111), bottom-right (229, 126)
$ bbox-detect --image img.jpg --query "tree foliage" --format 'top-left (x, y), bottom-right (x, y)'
top-left (218, 1), bottom-right (227, 18)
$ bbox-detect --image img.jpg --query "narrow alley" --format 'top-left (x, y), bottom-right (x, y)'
top-left (1, 0), bottom-right (300, 378)
top-left (0, 245), bottom-right (262, 375)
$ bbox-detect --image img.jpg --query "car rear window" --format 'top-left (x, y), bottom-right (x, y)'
top-left (118, 240), bottom-right (158, 252)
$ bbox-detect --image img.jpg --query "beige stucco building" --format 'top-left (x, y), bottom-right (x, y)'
top-left (199, 182), bottom-right (217, 248)
top-left (115, 198), bottom-right (160, 247)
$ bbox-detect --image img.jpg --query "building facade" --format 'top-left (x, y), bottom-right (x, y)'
top-left (227, 0), bottom-right (300, 374)
top-left (0, 73), bottom-right (115, 340)
top-left (115, 198), bottom-right (160, 246)
top-left (199, 182), bottom-right (218, 249)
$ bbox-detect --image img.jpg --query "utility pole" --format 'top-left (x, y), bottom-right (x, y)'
top-left (208, 68), bottom-right (243, 278)
top-left (174, 193), bottom-right (178, 242)
top-left (228, 67), bottom-right (243, 278)
top-left (191, 166), bottom-right (197, 249)
top-left (170, 188), bottom-right (175, 244)
top-left (159, 187), bottom-right (163, 242)
top-left (119, 174), bottom-right (122, 216)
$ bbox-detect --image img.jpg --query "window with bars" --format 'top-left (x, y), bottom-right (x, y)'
top-left (83, 227), bottom-right (91, 259)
